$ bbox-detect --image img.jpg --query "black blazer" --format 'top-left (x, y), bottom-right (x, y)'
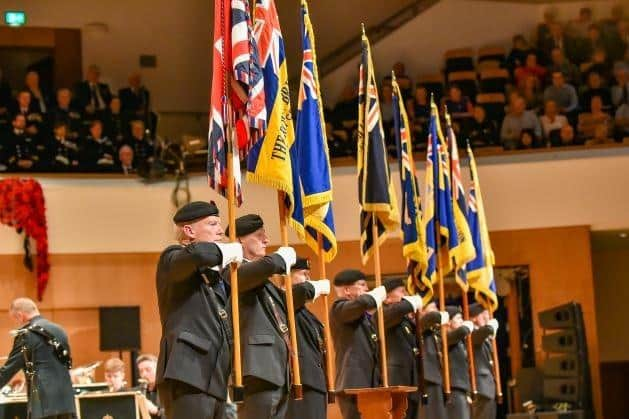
top-left (420, 311), bottom-right (443, 385)
top-left (295, 306), bottom-right (326, 393)
top-left (447, 326), bottom-right (471, 392)
top-left (155, 242), bottom-right (232, 400)
top-left (119, 87), bottom-right (150, 115)
top-left (0, 315), bottom-right (75, 419)
top-left (235, 256), bottom-right (315, 389)
top-left (472, 326), bottom-right (496, 400)
top-left (73, 81), bottom-right (112, 110)
top-left (385, 307), bottom-right (420, 401)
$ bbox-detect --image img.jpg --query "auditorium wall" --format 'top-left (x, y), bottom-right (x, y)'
top-left (0, 225), bottom-right (601, 417)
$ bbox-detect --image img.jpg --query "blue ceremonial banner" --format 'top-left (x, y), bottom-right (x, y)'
top-left (295, 0), bottom-right (337, 262)
top-left (357, 30), bottom-right (400, 264)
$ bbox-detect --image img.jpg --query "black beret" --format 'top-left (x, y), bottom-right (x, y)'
top-left (469, 303), bottom-right (485, 318)
top-left (334, 269), bottom-right (366, 286)
top-left (446, 305), bottom-right (462, 319)
top-left (292, 257), bottom-right (311, 271)
top-left (173, 201), bottom-right (219, 224)
top-left (226, 214), bottom-right (264, 237)
top-left (384, 277), bottom-right (406, 293)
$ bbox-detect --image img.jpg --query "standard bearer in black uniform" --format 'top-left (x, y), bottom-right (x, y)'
top-left (445, 305), bottom-right (475, 419)
top-left (0, 298), bottom-right (75, 419)
top-left (470, 303), bottom-right (499, 419)
top-left (156, 201), bottom-right (244, 419)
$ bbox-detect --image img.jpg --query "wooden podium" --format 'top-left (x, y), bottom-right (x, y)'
top-left (344, 386), bottom-right (417, 419)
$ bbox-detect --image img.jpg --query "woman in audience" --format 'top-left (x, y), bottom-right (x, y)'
top-left (515, 53), bottom-right (547, 87)
top-left (517, 74), bottom-right (544, 113)
top-left (507, 35), bottom-right (534, 75)
top-left (577, 95), bottom-right (612, 140)
top-left (540, 99), bottom-right (568, 143)
top-left (468, 106), bottom-right (498, 147)
top-left (580, 71), bottom-right (613, 112)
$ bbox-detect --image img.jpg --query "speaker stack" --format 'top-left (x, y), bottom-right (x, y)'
top-left (539, 302), bottom-right (592, 417)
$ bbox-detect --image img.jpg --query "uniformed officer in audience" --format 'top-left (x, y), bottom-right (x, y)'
top-left (7, 113), bottom-right (40, 171)
top-left (12, 90), bottom-right (44, 139)
top-left (126, 119), bottom-right (154, 168)
top-left (331, 270), bottom-right (421, 419)
top-left (48, 121), bottom-right (79, 172)
top-left (156, 201), bottom-right (243, 419)
top-left (418, 301), bottom-right (449, 419)
top-left (470, 303), bottom-right (499, 419)
top-left (228, 214), bottom-right (328, 419)
top-left (383, 277), bottom-right (423, 419)
top-left (286, 257), bottom-right (329, 419)
top-left (104, 96), bottom-right (127, 144)
top-left (0, 298), bottom-right (75, 419)
top-left (81, 119), bottom-right (115, 172)
top-left (446, 305), bottom-right (475, 419)
top-left (50, 88), bottom-right (82, 141)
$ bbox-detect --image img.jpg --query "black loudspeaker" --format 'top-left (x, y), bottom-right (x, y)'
top-left (542, 330), bottom-right (578, 353)
top-left (543, 378), bottom-right (580, 402)
top-left (538, 302), bottom-right (579, 329)
top-left (543, 355), bottom-right (580, 377)
top-left (99, 306), bottom-right (141, 351)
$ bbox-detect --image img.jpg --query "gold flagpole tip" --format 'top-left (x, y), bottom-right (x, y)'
top-left (391, 70), bottom-right (396, 81)
top-left (361, 23), bottom-right (366, 36)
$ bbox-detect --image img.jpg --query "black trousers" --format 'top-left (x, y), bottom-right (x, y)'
top-left (238, 378), bottom-right (288, 419)
top-left (472, 395), bottom-right (496, 419)
top-left (286, 386), bottom-right (326, 419)
top-left (417, 383), bottom-right (446, 419)
top-left (446, 389), bottom-right (471, 419)
top-left (158, 379), bottom-right (225, 419)
top-left (406, 396), bottom-right (418, 419)
top-left (337, 394), bottom-right (361, 419)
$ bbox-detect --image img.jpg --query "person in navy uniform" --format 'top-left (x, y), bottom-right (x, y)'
top-left (7, 114), bottom-right (41, 171)
top-left (286, 258), bottom-right (329, 419)
top-left (0, 298), bottom-right (75, 419)
top-left (331, 270), bottom-right (421, 419)
top-left (48, 122), bottom-right (79, 172)
top-left (445, 305), bottom-right (475, 419)
top-left (80, 120), bottom-right (115, 172)
top-left (11, 90), bottom-right (45, 140)
top-left (49, 88), bottom-right (83, 141)
top-left (470, 303), bottom-right (499, 419)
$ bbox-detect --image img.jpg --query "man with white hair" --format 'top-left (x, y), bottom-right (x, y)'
top-left (0, 298), bottom-right (75, 419)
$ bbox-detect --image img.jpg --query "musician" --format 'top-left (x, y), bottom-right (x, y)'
top-left (228, 214), bottom-right (328, 419)
top-left (156, 201), bottom-right (243, 419)
top-left (104, 357), bottom-right (127, 392)
top-left (286, 258), bottom-right (329, 419)
top-left (137, 354), bottom-right (165, 419)
top-left (330, 270), bottom-right (420, 419)
top-left (0, 298), bottom-right (75, 419)
top-left (446, 305), bottom-right (475, 419)
top-left (383, 278), bottom-right (423, 419)
top-left (417, 301), bottom-right (449, 419)
top-left (470, 304), bottom-right (499, 419)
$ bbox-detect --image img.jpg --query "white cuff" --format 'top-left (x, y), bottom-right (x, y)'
top-left (308, 279), bottom-right (330, 300)
top-left (402, 295), bottom-right (423, 312)
top-left (274, 246), bottom-right (296, 274)
top-left (488, 318), bottom-right (499, 335)
top-left (215, 242), bottom-right (243, 268)
top-left (462, 320), bottom-right (474, 334)
top-left (440, 311), bottom-right (450, 325)
top-left (366, 286), bottom-right (386, 308)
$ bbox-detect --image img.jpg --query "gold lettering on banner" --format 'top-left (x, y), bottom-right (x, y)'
top-left (271, 83), bottom-right (291, 161)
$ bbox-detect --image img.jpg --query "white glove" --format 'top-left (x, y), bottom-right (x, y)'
top-left (274, 246), bottom-right (296, 274)
top-left (366, 286), bottom-right (386, 308)
top-left (462, 320), bottom-right (474, 334)
top-left (440, 311), bottom-right (450, 325)
top-left (402, 295), bottom-right (423, 312)
top-left (308, 279), bottom-right (330, 300)
top-left (215, 242), bottom-right (243, 268)
top-left (488, 318), bottom-right (499, 335)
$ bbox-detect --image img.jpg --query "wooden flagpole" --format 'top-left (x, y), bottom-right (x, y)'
top-left (461, 292), bottom-right (478, 398)
top-left (488, 310), bottom-right (503, 403)
top-left (277, 192), bottom-right (303, 400)
top-left (317, 233), bottom-right (336, 402)
top-left (433, 222), bottom-right (450, 397)
top-left (372, 216), bottom-right (389, 388)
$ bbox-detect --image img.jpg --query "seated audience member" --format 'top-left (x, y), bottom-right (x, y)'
top-left (540, 22), bottom-right (574, 65)
top-left (585, 123), bottom-right (614, 145)
top-left (8, 114), bottom-right (40, 171)
top-left (551, 122), bottom-right (576, 147)
top-left (104, 358), bottom-right (127, 392)
top-left (568, 7), bottom-right (593, 39)
top-left (136, 354), bottom-right (165, 419)
top-left (382, 62), bottom-right (412, 100)
top-left (117, 144), bottom-right (136, 175)
top-left (468, 106), bottom-right (498, 147)
top-left (536, 8), bottom-right (558, 56)
top-left (48, 121), bottom-right (79, 172)
top-left (518, 128), bottom-right (539, 149)
top-left (611, 63), bottom-right (629, 107)
top-left (578, 95), bottom-right (612, 140)
top-left (126, 120), bottom-right (154, 167)
top-left (581, 48), bottom-right (612, 83)
top-left (73, 64), bottom-right (112, 119)
top-left (500, 96), bottom-right (541, 149)
top-left (548, 47), bottom-right (580, 85)
top-left (607, 19), bottom-right (628, 62)
top-left (506, 35), bottom-right (533, 74)
top-left (104, 96), bottom-right (127, 144)
top-left (325, 121), bottom-right (352, 158)
top-left (119, 72), bottom-right (150, 120)
top-left (50, 88), bottom-right (82, 141)
top-left (24, 71), bottom-right (50, 114)
top-left (514, 53), bottom-right (546, 87)
top-left (543, 71), bottom-right (579, 115)
top-left (575, 24), bottom-right (606, 64)
top-left (81, 120), bottom-right (115, 172)
top-left (580, 71), bottom-right (612, 112)
top-left (540, 100), bottom-right (568, 142)
top-left (443, 84), bottom-right (473, 135)
top-left (11, 90), bottom-right (44, 138)
top-left (408, 86), bottom-right (430, 142)
top-left (517, 74), bottom-right (544, 113)
top-left (380, 84), bottom-right (395, 151)
top-left (614, 103), bottom-right (629, 140)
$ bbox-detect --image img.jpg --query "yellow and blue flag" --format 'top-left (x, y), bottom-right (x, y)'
top-left (445, 113), bottom-right (476, 291)
top-left (391, 75), bottom-right (429, 300)
top-left (295, 0), bottom-right (337, 262)
top-left (466, 144), bottom-right (498, 312)
top-left (248, 0), bottom-right (304, 237)
top-left (357, 29), bottom-right (400, 264)
top-left (423, 100), bottom-right (458, 290)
